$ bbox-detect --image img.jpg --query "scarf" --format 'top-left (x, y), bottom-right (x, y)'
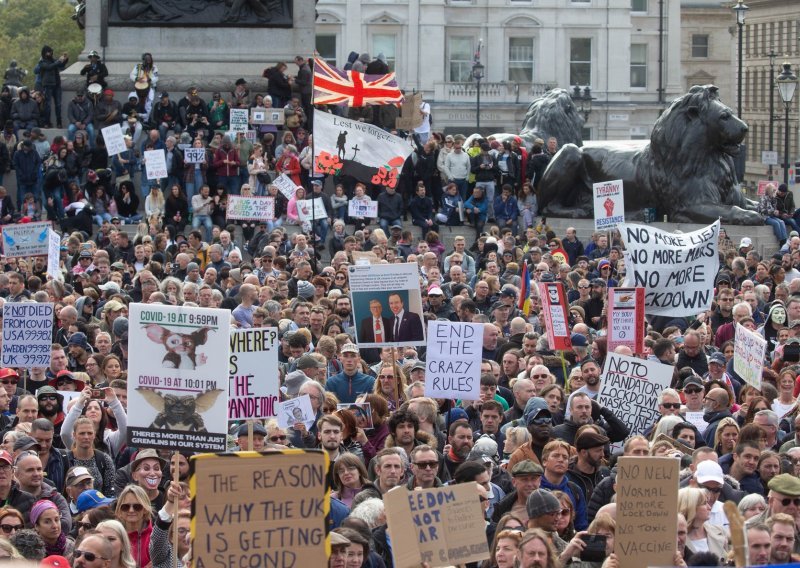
top-left (45, 531), bottom-right (67, 557)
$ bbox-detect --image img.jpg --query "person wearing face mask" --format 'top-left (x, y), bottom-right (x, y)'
top-left (759, 302), bottom-right (787, 354)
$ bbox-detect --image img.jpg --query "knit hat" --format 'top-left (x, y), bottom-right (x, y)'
top-left (296, 280), bottom-right (315, 300)
top-left (30, 499), bottom-right (58, 525)
top-left (526, 489), bottom-right (561, 519)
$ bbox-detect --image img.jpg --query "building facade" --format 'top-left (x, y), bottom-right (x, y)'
top-left (316, 0), bottom-right (685, 139)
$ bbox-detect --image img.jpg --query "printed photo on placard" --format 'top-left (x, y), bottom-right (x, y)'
top-left (276, 394), bottom-right (315, 430)
top-left (338, 402), bottom-right (374, 430)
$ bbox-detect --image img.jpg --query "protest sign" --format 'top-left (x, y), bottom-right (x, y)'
top-left (607, 287), bottom-right (645, 354)
top-left (297, 198), bottom-right (328, 222)
top-left (538, 282), bottom-right (572, 351)
top-left (229, 108), bottom-right (249, 132)
top-left (251, 107), bottom-right (284, 125)
top-left (338, 402), bottom-right (374, 430)
top-left (384, 483), bottom-right (490, 568)
top-left (191, 450), bottom-right (329, 568)
top-left (734, 323), bottom-right (766, 389)
top-left (593, 179), bottom-right (625, 231)
top-left (276, 394), bottom-right (315, 430)
top-left (349, 263), bottom-right (426, 347)
top-left (228, 328), bottom-right (279, 421)
top-left (144, 149), bottom-right (167, 180)
top-left (396, 92), bottom-right (424, 131)
top-left (348, 198), bottom-right (378, 218)
top-left (183, 147), bottom-right (206, 164)
top-left (272, 173), bottom-right (298, 200)
top-left (226, 195), bottom-right (275, 222)
top-left (619, 220), bottom-right (719, 317)
top-left (615, 457), bottom-right (679, 568)
top-left (2, 302), bottom-right (54, 368)
top-left (757, 180), bottom-right (772, 196)
top-left (684, 411), bottom-right (708, 435)
top-left (101, 123), bottom-right (126, 156)
top-left (127, 304), bottom-right (230, 452)
top-left (47, 228), bottom-right (61, 281)
top-left (597, 353), bottom-right (674, 436)
top-left (423, 321), bottom-right (482, 400)
top-left (1, 221), bottom-right (50, 258)
top-left (351, 251), bottom-right (380, 265)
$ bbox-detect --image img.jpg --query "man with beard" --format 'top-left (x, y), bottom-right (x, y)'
top-left (580, 279), bottom-right (606, 328)
top-left (14, 451), bottom-right (70, 533)
top-left (35, 386), bottom-right (65, 447)
top-left (567, 430), bottom-right (610, 504)
top-left (540, 440), bottom-right (588, 530)
top-left (66, 332), bottom-right (92, 372)
top-left (702, 387), bottom-right (733, 447)
top-left (316, 414), bottom-right (344, 488)
top-left (334, 296), bottom-right (356, 336)
top-left (553, 392), bottom-right (628, 446)
top-left (518, 528), bottom-right (561, 568)
top-left (473, 280), bottom-right (493, 314)
top-left (768, 513), bottom-right (799, 563)
top-left (491, 460), bottom-right (543, 524)
top-left (508, 398), bottom-right (554, 470)
top-left (387, 410), bottom-right (444, 476)
top-left (443, 420), bottom-right (474, 478)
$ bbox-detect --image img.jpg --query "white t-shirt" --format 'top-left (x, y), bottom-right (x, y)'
top-left (414, 102), bottom-right (431, 134)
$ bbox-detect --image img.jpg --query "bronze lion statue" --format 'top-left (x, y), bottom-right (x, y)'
top-left (537, 85), bottom-right (762, 225)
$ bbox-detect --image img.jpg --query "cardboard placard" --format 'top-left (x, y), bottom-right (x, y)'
top-left (228, 328), bottom-right (279, 421)
top-left (1, 221), bottom-right (51, 258)
top-left (46, 228), bottom-right (61, 281)
top-left (349, 263), bottom-right (427, 347)
top-left (734, 322), bottom-right (766, 389)
top-left (593, 179), bottom-right (625, 231)
top-left (2, 302), bottom-right (54, 368)
top-left (348, 198), bottom-right (378, 218)
top-left (538, 282), bottom-right (572, 351)
top-left (101, 123), bottom-right (127, 156)
top-left (423, 321), bottom-right (483, 400)
top-left (276, 394), bottom-right (316, 430)
top-left (184, 147), bottom-right (206, 164)
top-left (191, 450), bottom-right (329, 568)
top-left (395, 92), bottom-right (423, 131)
top-left (144, 149), bottom-right (167, 180)
top-left (615, 456), bottom-right (679, 568)
top-left (127, 304), bottom-right (231, 452)
top-left (597, 352), bottom-right (674, 436)
top-left (272, 173), bottom-right (298, 200)
top-left (383, 483), bottom-right (490, 568)
top-left (229, 108), bottom-right (249, 132)
top-left (607, 287), bottom-right (645, 354)
top-left (226, 195), bottom-right (275, 221)
top-left (251, 107), bottom-right (285, 125)
top-left (619, 221), bottom-right (719, 317)
top-left (296, 198), bottom-right (328, 222)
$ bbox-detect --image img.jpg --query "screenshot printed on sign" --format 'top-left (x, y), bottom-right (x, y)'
top-left (549, 306), bottom-right (568, 336)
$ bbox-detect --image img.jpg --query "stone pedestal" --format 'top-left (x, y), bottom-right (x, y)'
top-left (61, 0), bottom-right (314, 93)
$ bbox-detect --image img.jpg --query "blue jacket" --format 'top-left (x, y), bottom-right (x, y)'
top-left (494, 195), bottom-right (519, 223)
top-left (464, 195), bottom-right (488, 221)
top-left (13, 148), bottom-right (41, 185)
top-left (325, 371), bottom-right (375, 404)
top-left (540, 475), bottom-right (588, 531)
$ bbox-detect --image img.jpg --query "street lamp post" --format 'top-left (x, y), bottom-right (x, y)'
top-left (767, 49), bottom-right (777, 180)
top-left (571, 86), bottom-right (594, 121)
top-left (777, 62), bottom-right (797, 186)
top-left (472, 58), bottom-right (484, 132)
top-left (733, 0), bottom-right (749, 118)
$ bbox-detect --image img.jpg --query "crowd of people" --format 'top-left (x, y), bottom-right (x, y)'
top-left (0, 46), bottom-right (798, 568)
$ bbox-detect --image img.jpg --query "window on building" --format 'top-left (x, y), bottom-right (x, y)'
top-left (316, 35), bottom-right (337, 66)
top-left (509, 37), bottom-right (535, 82)
top-left (631, 0), bottom-right (647, 12)
top-left (449, 36), bottom-right (474, 82)
top-left (691, 35), bottom-right (709, 58)
top-left (630, 44), bottom-right (647, 88)
top-left (372, 35), bottom-right (396, 71)
top-left (570, 38), bottom-right (592, 86)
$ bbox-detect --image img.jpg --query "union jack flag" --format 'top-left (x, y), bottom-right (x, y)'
top-left (313, 58), bottom-right (404, 107)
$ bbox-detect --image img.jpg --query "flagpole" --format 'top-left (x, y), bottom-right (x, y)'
top-left (310, 54), bottom-right (319, 273)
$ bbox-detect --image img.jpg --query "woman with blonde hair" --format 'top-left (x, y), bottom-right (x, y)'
top-left (713, 417), bottom-right (740, 456)
top-left (96, 519), bottom-right (137, 568)
top-left (501, 427), bottom-right (531, 465)
top-left (0, 536), bottom-right (24, 560)
top-left (679, 487), bottom-right (728, 561)
top-left (483, 529), bottom-right (523, 568)
top-left (115, 485), bottom-right (153, 568)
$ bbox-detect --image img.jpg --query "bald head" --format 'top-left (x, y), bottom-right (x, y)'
top-left (707, 387), bottom-right (729, 410)
top-left (510, 317), bottom-right (527, 335)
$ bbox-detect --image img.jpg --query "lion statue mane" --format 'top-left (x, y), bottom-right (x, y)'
top-left (537, 85), bottom-right (762, 225)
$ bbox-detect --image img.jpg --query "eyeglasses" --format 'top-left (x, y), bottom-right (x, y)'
top-left (74, 550), bottom-right (108, 562)
top-left (178, 527), bottom-right (190, 536)
top-left (0, 523), bottom-right (21, 534)
top-left (779, 497), bottom-right (800, 507)
top-left (703, 397), bottom-right (721, 405)
top-left (269, 435), bottom-right (287, 442)
top-left (701, 485), bottom-right (722, 494)
top-left (558, 509), bottom-right (571, 516)
top-left (684, 388), bottom-right (703, 395)
top-left (40, 395), bottom-right (58, 401)
top-left (378, 375), bottom-right (395, 380)
top-left (120, 503), bottom-right (144, 512)
top-left (413, 461), bottom-right (438, 469)
top-left (661, 403), bottom-right (681, 410)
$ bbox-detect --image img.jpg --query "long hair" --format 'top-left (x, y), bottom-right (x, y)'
top-left (96, 520), bottom-right (137, 568)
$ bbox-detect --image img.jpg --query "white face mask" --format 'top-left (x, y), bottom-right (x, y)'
top-left (772, 307), bottom-right (787, 326)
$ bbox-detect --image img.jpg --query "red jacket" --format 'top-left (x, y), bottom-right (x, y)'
top-left (276, 154), bottom-right (301, 186)
top-left (213, 147), bottom-right (240, 177)
top-left (128, 520), bottom-right (153, 568)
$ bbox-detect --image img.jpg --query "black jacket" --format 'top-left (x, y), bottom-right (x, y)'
top-left (551, 405), bottom-right (630, 446)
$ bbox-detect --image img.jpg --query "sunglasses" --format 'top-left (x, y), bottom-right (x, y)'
top-left (578, 285), bottom-right (589, 289)
top-left (701, 486), bottom-right (722, 494)
top-left (120, 503), bottom-right (144, 513)
top-left (75, 521), bottom-right (93, 531)
top-left (378, 375), bottom-right (395, 380)
top-left (558, 509), bottom-right (572, 516)
top-left (531, 416), bottom-right (552, 426)
top-left (74, 550), bottom-right (108, 562)
top-left (414, 461), bottom-right (438, 470)
top-left (0, 523), bottom-right (21, 534)
top-left (269, 435), bottom-right (287, 442)
top-left (0, 380), bottom-right (17, 386)
top-left (779, 497), bottom-right (800, 507)
top-left (531, 374), bottom-right (550, 379)
top-left (684, 388), bottom-right (703, 395)
top-left (661, 403), bottom-right (681, 410)
top-left (40, 395), bottom-right (58, 401)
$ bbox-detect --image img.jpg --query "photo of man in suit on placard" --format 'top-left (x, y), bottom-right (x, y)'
top-left (359, 299), bottom-right (393, 343)
top-left (388, 292), bottom-right (424, 342)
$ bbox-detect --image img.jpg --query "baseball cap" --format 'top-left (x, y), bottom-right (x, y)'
top-left (500, 287), bottom-right (517, 298)
top-left (79, 250), bottom-right (93, 259)
top-left (76, 489), bottom-right (115, 513)
top-left (41, 556), bottom-right (70, 568)
top-left (296, 354), bottom-right (324, 370)
top-left (341, 343), bottom-right (359, 354)
top-left (390, 224), bottom-right (403, 230)
top-left (0, 450), bottom-right (12, 466)
top-left (13, 435), bottom-right (40, 453)
top-left (99, 282), bottom-right (121, 294)
top-left (66, 466), bottom-right (93, 486)
top-left (694, 461), bottom-right (724, 485)
top-left (740, 237), bottom-right (752, 248)
top-left (570, 333), bottom-right (588, 347)
top-left (591, 278), bottom-right (607, 287)
top-left (683, 376), bottom-right (703, 389)
top-left (428, 287), bottom-right (444, 296)
top-left (709, 352), bottom-right (726, 365)
top-left (411, 361), bottom-right (426, 373)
